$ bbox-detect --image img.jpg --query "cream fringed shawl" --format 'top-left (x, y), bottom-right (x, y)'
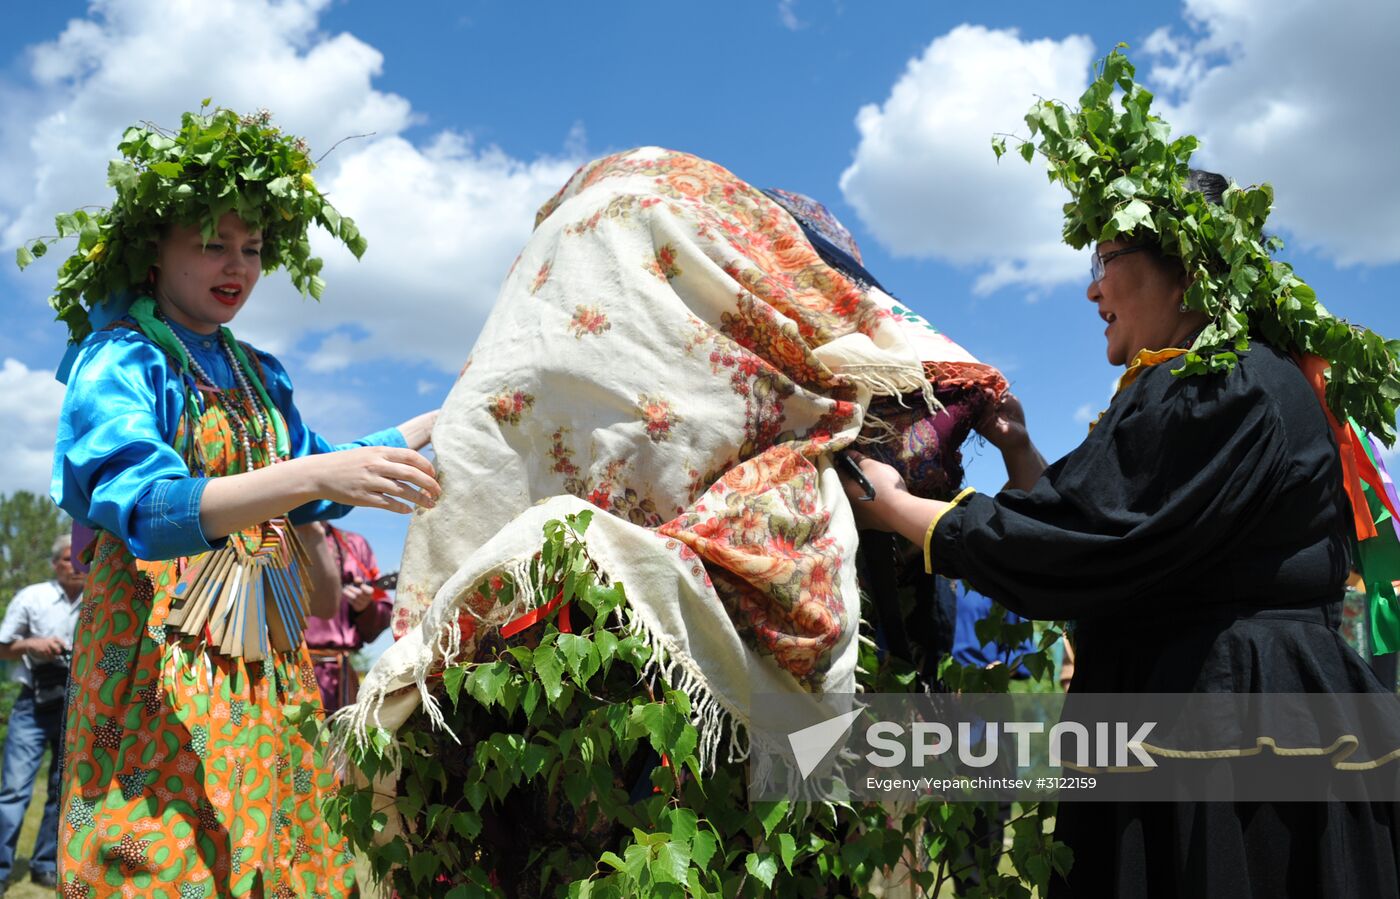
top-left (337, 147), bottom-right (977, 769)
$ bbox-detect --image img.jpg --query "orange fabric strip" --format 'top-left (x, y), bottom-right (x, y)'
top-left (1115, 347), bottom-right (1190, 394)
top-left (1349, 420), bottom-right (1400, 524)
top-left (1298, 354), bottom-right (1376, 540)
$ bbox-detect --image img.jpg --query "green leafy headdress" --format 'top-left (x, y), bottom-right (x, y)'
top-left (994, 47), bottom-right (1400, 444)
top-left (17, 102), bottom-right (366, 350)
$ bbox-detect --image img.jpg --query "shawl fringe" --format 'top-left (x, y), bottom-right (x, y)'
top-left (331, 553), bottom-right (748, 779)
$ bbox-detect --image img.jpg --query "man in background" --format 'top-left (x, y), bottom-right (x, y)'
top-left (0, 535), bottom-right (83, 891)
top-left (305, 525), bottom-right (393, 713)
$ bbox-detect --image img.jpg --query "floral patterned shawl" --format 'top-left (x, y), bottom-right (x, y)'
top-left (343, 148), bottom-right (1002, 766)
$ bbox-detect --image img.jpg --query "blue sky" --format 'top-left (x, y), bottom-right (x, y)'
top-left (3, 0), bottom-right (1397, 607)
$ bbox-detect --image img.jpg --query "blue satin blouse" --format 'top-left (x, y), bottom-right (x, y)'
top-left (52, 317), bottom-right (406, 561)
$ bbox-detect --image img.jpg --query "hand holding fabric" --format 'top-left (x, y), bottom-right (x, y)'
top-left (975, 391), bottom-right (1030, 452)
top-left (303, 445), bottom-right (441, 515)
top-left (837, 452), bottom-right (946, 543)
top-left (975, 391), bottom-right (1046, 491)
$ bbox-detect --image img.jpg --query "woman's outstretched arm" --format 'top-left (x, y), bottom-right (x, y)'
top-left (199, 445), bottom-right (440, 541)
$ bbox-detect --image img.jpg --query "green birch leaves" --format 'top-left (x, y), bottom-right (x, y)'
top-left (1000, 46), bottom-right (1400, 442)
top-left (18, 103), bottom-right (366, 345)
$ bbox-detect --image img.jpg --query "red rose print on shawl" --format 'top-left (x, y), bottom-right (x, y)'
top-left (660, 446), bottom-right (845, 688)
top-left (568, 305), bottom-right (612, 338)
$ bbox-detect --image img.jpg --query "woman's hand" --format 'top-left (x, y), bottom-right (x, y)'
top-left (838, 453), bottom-right (908, 530)
top-left (976, 392), bottom-right (1047, 492)
top-left (835, 451), bottom-right (946, 543)
top-left (975, 391), bottom-right (1031, 452)
top-left (396, 409), bottom-right (440, 451)
top-left (200, 445), bottom-right (441, 540)
top-left (837, 450), bottom-right (978, 555)
top-left (304, 446), bottom-right (440, 514)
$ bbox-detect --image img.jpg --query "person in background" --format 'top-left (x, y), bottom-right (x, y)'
top-left (949, 577), bottom-right (1037, 677)
top-left (1057, 640), bottom-right (1075, 692)
top-left (0, 534), bottom-right (83, 891)
top-left (305, 525), bottom-right (393, 712)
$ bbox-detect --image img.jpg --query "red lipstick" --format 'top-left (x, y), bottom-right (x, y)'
top-left (211, 283), bottom-right (243, 307)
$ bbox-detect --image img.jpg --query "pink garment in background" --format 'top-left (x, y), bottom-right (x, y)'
top-left (305, 525), bottom-right (392, 711)
top-left (71, 522), bottom-right (96, 573)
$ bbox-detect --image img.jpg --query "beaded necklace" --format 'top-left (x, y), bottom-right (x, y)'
top-left (131, 299), bottom-right (308, 660)
top-left (127, 297), bottom-right (293, 470)
top-left (162, 316), bottom-right (278, 471)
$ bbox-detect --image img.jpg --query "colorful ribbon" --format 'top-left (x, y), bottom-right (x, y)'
top-left (1300, 354), bottom-right (1400, 655)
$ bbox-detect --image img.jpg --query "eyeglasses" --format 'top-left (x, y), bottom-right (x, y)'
top-left (1090, 245), bottom-right (1147, 284)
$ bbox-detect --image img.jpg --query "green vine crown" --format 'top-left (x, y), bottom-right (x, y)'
top-left (16, 102), bottom-right (366, 345)
top-left (993, 47), bottom-right (1400, 443)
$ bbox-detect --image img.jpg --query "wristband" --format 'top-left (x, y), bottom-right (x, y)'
top-left (924, 487), bottom-right (976, 574)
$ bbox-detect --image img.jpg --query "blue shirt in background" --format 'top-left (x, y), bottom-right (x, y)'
top-left (948, 578), bottom-right (1036, 678)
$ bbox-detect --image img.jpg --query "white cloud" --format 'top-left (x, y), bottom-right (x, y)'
top-left (778, 0), bottom-right (805, 31)
top-left (1142, 0), bottom-right (1400, 266)
top-left (302, 331), bottom-right (363, 375)
top-left (839, 25), bottom-right (1094, 295)
top-left (2, 0), bottom-right (413, 252)
top-left (1, 0), bottom-right (583, 375)
top-left (0, 358), bottom-right (66, 496)
top-left (234, 133), bottom-right (580, 371)
top-left (1071, 374), bottom-right (1121, 426)
top-left (285, 383), bottom-right (374, 444)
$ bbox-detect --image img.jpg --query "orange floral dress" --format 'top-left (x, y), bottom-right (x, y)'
top-left (58, 384), bottom-right (355, 898)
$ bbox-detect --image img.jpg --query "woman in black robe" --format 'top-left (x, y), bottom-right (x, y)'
top-left (841, 172), bottom-right (1400, 897)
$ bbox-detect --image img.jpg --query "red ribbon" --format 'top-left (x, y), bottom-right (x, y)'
top-left (652, 752), bottom-right (673, 794)
top-left (499, 588), bottom-right (572, 638)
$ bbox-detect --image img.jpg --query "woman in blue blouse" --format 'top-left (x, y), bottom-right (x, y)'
top-left (41, 110), bottom-right (439, 897)
top-left (54, 213), bottom-right (439, 565)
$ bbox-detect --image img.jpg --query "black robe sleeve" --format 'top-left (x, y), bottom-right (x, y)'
top-left (929, 350), bottom-right (1305, 621)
